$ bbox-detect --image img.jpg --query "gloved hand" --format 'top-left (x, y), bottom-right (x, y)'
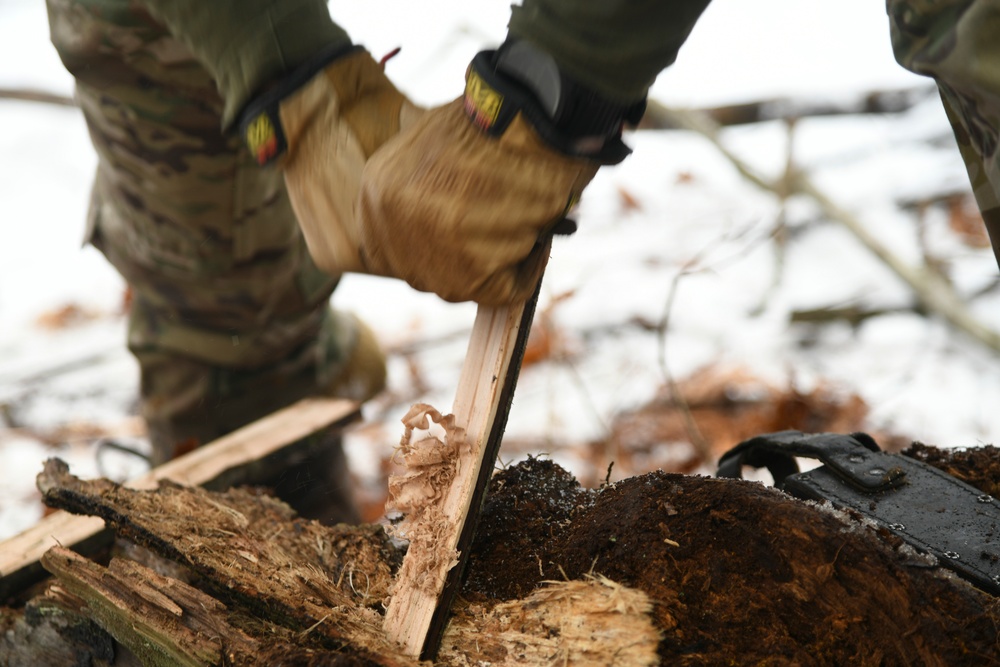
top-left (356, 40), bottom-right (645, 305)
top-left (238, 45), bottom-right (423, 274)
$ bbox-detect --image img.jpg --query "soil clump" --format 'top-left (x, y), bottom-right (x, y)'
top-left (465, 450), bottom-right (1000, 666)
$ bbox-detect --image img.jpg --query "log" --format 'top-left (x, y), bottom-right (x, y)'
top-left (383, 280), bottom-right (542, 658)
top-left (0, 396), bottom-right (360, 601)
top-left (28, 460), bottom-right (662, 666)
top-left (35, 460), bottom-right (417, 666)
top-left (15, 441), bottom-right (1000, 665)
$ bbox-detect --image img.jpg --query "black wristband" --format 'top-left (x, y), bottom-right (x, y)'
top-left (238, 43), bottom-right (363, 165)
top-left (464, 41), bottom-right (644, 164)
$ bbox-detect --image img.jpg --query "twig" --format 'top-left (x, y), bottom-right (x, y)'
top-left (660, 106), bottom-right (1000, 355)
top-left (0, 345), bottom-right (122, 389)
top-left (752, 118), bottom-right (798, 316)
top-left (297, 613), bottom-right (330, 639)
top-left (656, 220), bottom-right (778, 466)
top-left (790, 304), bottom-right (918, 327)
top-left (0, 88), bottom-right (76, 108)
top-left (657, 262), bottom-right (713, 465)
top-left (559, 356), bottom-right (611, 438)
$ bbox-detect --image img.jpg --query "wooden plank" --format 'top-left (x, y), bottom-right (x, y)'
top-left (383, 280), bottom-right (542, 658)
top-left (0, 396), bottom-right (360, 601)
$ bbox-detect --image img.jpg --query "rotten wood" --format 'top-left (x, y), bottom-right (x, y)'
top-left (384, 271), bottom-right (545, 659)
top-left (34, 459), bottom-right (417, 666)
top-left (0, 585), bottom-right (120, 667)
top-left (42, 547), bottom-right (258, 667)
top-left (0, 396), bottom-right (360, 601)
top-left (27, 460), bottom-right (663, 666)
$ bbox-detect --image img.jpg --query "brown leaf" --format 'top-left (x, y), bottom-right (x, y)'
top-left (617, 187), bottom-right (642, 212)
top-left (947, 194), bottom-right (990, 249)
top-left (35, 304), bottom-right (98, 330)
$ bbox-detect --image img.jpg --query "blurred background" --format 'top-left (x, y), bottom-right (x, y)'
top-left (3, 0), bottom-right (998, 535)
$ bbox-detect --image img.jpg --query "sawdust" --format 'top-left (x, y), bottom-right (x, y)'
top-left (385, 403), bottom-right (468, 596)
top-left (440, 575), bottom-right (660, 666)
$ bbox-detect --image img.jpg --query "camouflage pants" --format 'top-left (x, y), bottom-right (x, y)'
top-left (889, 0), bottom-right (1000, 265)
top-left (46, 0), bottom-right (357, 464)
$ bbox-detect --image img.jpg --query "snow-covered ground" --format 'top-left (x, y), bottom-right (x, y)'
top-left (3, 0), bottom-right (999, 540)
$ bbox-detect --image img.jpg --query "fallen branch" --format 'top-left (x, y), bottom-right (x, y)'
top-left (638, 85), bottom-right (937, 130)
top-left (660, 106), bottom-right (1000, 355)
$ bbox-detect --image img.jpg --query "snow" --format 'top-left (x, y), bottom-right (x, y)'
top-left (3, 0), bottom-right (1000, 541)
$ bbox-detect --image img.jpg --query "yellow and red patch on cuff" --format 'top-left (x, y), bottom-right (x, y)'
top-left (464, 67), bottom-right (503, 132)
top-left (244, 113), bottom-right (279, 165)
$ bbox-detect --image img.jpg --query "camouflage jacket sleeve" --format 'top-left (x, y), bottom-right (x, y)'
top-left (138, 0), bottom-right (351, 127)
top-left (508, 0), bottom-right (713, 104)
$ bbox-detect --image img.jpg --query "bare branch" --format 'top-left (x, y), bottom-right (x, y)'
top-left (637, 85), bottom-right (937, 130)
top-left (659, 106), bottom-right (1000, 355)
top-left (0, 88), bottom-right (75, 108)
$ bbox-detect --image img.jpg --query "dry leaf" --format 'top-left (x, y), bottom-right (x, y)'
top-left (947, 195), bottom-right (990, 249)
top-left (35, 304), bottom-right (98, 330)
top-left (617, 186), bottom-right (642, 212)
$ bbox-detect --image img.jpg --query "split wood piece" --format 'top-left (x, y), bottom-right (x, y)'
top-left (42, 546), bottom-right (259, 667)
top-left (42, 547), bottom-right (421, 667)
top-left (0, 396), bottom-right (360, 601)
top-left (34, 459), bottom-right (419, 667)
top-left (384, 278), bottom-right (544, 659)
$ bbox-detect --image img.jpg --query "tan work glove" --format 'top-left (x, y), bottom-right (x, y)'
top-left (356, 41), bottom-right (644, 305)
top-left (239, 45), bottom-right (423, 274)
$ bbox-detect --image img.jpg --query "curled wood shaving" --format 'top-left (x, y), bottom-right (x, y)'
top-left (386, 403), bottom-right (468, 595)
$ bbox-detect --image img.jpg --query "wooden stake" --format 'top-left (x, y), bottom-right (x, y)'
top-left (383, 278), bottom-right (543, 659)
top-left (0, 396), bottom-right (359, 600)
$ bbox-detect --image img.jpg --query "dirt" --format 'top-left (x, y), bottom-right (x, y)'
top-left (903, 441), bottom-right (1000, 498)
top-left (464, 448), bottom-right (1000, 666)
